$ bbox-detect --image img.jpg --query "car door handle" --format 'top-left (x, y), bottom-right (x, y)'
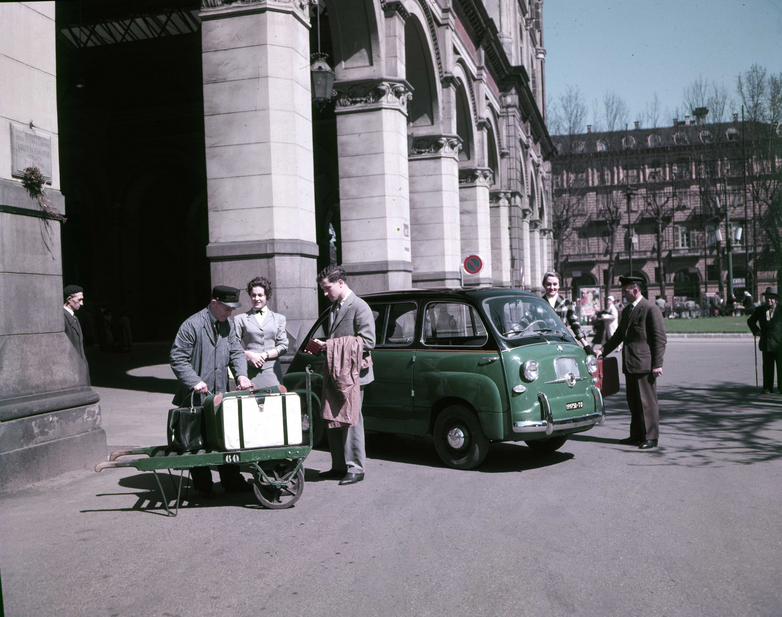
top-left (480, 356), bottom-right (499, 364)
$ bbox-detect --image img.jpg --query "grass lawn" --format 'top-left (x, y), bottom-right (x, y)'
top-left (662, 315), bottom-right (750, 333)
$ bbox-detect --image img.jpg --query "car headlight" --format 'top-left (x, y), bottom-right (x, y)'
top-left (585, 354), bottom-right (598, 375)
top-left (522, 359), bottom-right (539, 382)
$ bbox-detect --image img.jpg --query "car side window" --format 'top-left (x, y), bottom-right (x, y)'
top-left (383, 302), bottom-right (417, 347)
top-left (372, 305), bottom-right (386, 343)
top-left (423, 302), bottom-right (488, 347)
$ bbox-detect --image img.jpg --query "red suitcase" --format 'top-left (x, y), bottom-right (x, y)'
top-left (596, 356), bottom-right (620, 397)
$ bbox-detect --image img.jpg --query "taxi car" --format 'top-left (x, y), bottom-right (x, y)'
top-left (284, 288), bottom-right (605, 469)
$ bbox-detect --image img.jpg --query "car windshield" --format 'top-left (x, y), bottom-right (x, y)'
top-left (482, 295), bottom-right (574, 347)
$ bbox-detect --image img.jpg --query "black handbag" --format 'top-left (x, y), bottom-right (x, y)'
top-left (167, 392), bottom-right (207, 452)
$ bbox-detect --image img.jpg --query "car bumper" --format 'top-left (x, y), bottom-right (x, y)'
top-left (512, 387), bottom-right (605, 435)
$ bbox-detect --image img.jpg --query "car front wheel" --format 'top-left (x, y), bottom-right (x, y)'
top-left (433, 405), bottom-right (489, 470)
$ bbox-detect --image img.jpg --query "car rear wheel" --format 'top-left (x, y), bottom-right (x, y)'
top-left (525, 435), bottom-right (568, 453)
top-left (433, 405), bottom-right (489, 470)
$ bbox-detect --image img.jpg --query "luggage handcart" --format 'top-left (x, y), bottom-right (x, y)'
top-left (96, 367), bottom-right (315, 516)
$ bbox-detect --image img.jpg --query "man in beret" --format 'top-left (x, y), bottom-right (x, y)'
top-left (598, 276), bottom-right (667, 449)
top-left (747, 286), bottom-right (782, 393)
top-left (170, 285), bottom-right (254, 498)
top-left (63, 285), bottom-right (90, 384)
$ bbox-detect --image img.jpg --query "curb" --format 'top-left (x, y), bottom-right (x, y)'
top-left (666, 333), bottom-right (753, 338)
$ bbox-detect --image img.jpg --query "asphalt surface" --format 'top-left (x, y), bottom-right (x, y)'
top-left (1, 338), bottom-right (780, 617)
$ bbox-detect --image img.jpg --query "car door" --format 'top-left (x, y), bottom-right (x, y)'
top-left (363, 301), bottom-right (418, 424)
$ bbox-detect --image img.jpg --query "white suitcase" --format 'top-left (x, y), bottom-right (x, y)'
top-left (205, 391), bottom-right (303, 451)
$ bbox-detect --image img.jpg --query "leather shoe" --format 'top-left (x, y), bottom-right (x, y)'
top-left (619, 437), bottom-right (642, 445)
top-left (319, 468), bottom-right (346, 480)
top-left (639, 440), bottom-right (658, 449)
top-left (339, 472), bottom-right (364, 486)
top-left (196, 488), bottom-right (217, 500)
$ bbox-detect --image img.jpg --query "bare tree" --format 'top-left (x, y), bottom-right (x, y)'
top-left (682, 76), bottom-right (733, 124)
top-left (645, 93), bottom-right (663, 129)
top-left (737, 65), bottom-right (782, 277)
top-left (602, 91), bottom-right (630, 132)
top-left (550, 86), bottom-right (590, 274)
top-left (643, 180), bottom-right (682, 299)
top-left (596, 187), bottom-right (625, 305)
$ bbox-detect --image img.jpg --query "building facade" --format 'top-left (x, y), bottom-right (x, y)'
top-left (1, 0), bottom-right (553, 487)
top-left (551, 112), bottom-right (781, 311)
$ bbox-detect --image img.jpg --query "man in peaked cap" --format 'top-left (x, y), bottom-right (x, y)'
top-left (170, 285), bottom-right (254, 498)
top-left (747, 286), bottom-right (782, 394)
top-left (598, 275), bottom-right (667, 449)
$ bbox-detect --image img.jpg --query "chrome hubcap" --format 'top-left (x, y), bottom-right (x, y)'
top-left (447, 427), bottom-right (466, 449)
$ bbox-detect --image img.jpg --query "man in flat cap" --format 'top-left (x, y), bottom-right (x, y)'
top-left (747, 286), bottom-right (782, 393)
top-left (170, 285), bottom-right (254, 498)
top-left (598, 276), bottom-right (667, 449)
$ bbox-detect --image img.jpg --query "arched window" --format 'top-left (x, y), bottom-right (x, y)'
top-left (699, 131), bottom-right (714, 143)
top-left (648, 134), bottom-right (662, 147)
top-left (726, 128), bottom-right (740, 141)
top-left (597, 139), bottom-right (608, 152)
top-left (622, 136), bottom-right (636, 149)
top-left (674, 132), bottom-right (689, 145)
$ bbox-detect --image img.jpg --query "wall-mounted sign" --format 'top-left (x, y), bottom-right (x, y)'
top-left (11, 125), bottom-right (52, 183)
top-left (463, 254), bottom-right (483, 275)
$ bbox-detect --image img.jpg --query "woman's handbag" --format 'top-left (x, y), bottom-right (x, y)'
top-left (167, 391), bottom-right (207, 452)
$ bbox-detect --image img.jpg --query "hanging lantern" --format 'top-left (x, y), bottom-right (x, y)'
top-left (310, 53), bottom-right (335, 108)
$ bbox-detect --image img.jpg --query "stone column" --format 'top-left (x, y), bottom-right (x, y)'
top-left (459, 168), bottom-right (494, 286)
top-left (408, 135), bottom-right (462, 288)
top-left (490, 191), bottom-right (512, 287)
top-left (521, 205), bottom-right (532, 289)
top-left (0, 3), bottom-right (104, 490)
top-left (529, 218), bottom-right (542, 291)
top-left (200, 0), bottom-right (318, 345)
top-left (333, 79), bottom-right (413, 293)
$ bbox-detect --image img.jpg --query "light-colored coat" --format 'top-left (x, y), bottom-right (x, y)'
top-left (170, 307), bottom-right (248, 406)
top-left (234, 309), bottom-right (288, 387)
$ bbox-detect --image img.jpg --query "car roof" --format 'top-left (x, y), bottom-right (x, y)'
top-left (361, 287), bottom-right (541, 302)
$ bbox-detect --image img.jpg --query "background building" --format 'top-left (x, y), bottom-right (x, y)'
top-left (1, 0), bottom-right (554, 487)
top-left (551, 111), bottom-right (781, 311)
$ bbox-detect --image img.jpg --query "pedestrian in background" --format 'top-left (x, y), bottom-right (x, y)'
top-left (63, 284), bottom-right (90, 384)
top-left (747, 286), bottom-right (782, 394)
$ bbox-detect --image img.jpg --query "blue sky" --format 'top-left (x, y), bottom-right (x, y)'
top-left (544, 0), bottom-right (782, 127)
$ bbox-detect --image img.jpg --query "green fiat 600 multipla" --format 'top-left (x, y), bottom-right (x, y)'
top-left (284, 288), bottom-right (605, 470)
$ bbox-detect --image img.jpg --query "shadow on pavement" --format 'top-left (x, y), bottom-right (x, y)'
top-left (365, 433), bottom-right (574, 473)
top-left (577, 382), bottom-right (782, 466)
top-left (86, 342), bottom-right (176, 395)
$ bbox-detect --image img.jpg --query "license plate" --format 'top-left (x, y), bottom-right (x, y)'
top-left (565, 401), bottom-right (584, 411)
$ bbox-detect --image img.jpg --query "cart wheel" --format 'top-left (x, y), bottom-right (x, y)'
top-left (252, 462), bottom-right (304, 509)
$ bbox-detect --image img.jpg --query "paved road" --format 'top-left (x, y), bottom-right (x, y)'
top-left (1, 339), bottom-right (780, 617)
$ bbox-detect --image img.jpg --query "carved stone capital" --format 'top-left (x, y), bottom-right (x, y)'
top-left (334, 80), bottom-right (413, 115)
top-left (499, 148), bottom-right (510, 158)
top-left (476, 118), bottom-right (491, 131)
top-left (490, 191), bottom-right (512, 205)
top-left (529, 219), bottom-right (541, 231)
top-left (459, 168), bottom-right (494, 187)
top-left (539, 227), bottom-right (553, 238)
top-left (380, 0), bottom-right (409, 20)
top-left (409, 135), bottom-right (462, 158)
top-left (201, 0), bottom-right (310, 24)
top-left (441, 75), bottom-right (459, 89)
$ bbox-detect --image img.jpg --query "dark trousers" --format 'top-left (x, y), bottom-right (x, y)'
top-left (625, 372), bottom-right (659, 441)
top-left (761, 351), bottom-right (782, 392)
top-left (190, 464), bottom-right (244, 491)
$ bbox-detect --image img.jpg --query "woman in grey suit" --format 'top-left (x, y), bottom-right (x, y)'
top-left (234, 277), bottom-right (288, 388)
